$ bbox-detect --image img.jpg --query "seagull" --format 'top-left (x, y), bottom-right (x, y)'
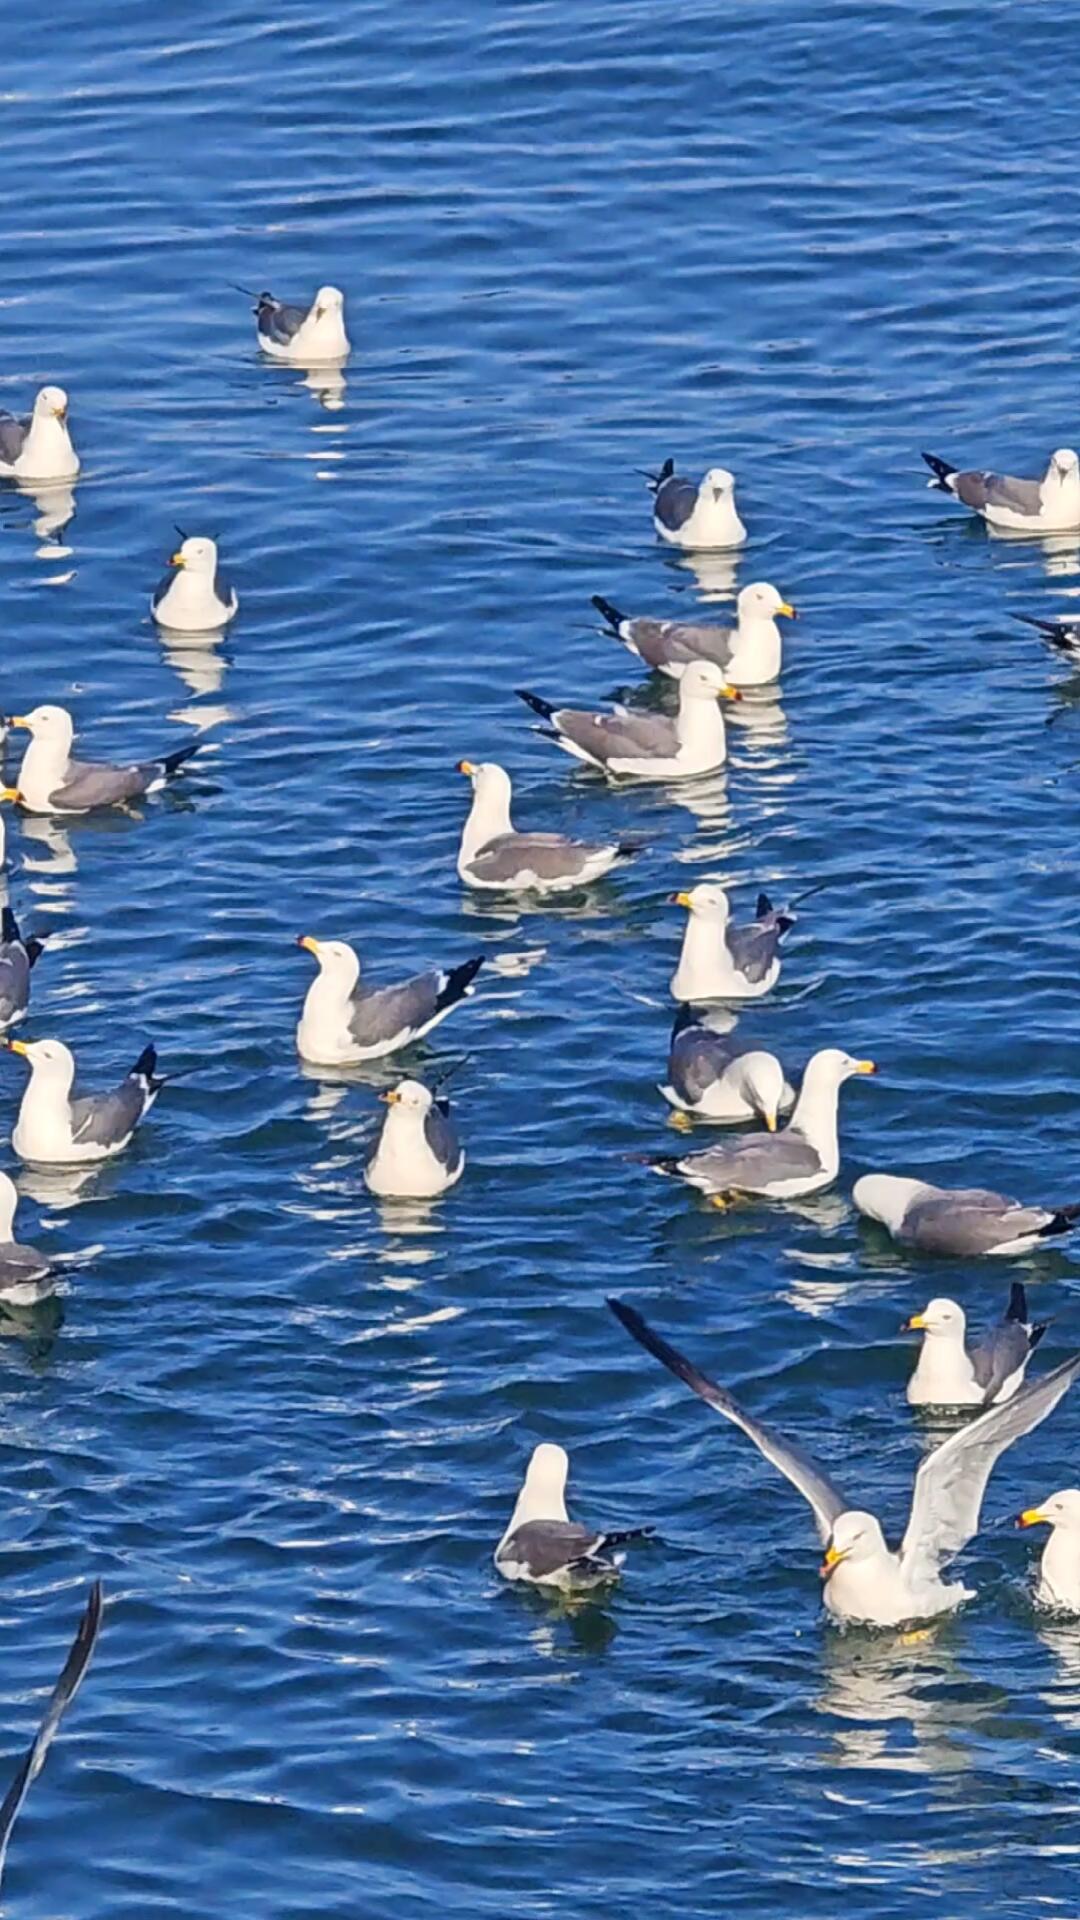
top-left (296, 935), bottom-right (483, 1065)
top-left (669, 884), bottom-right (793, 1002)
top-left (0, 387), bottom-right (79, 484)
top-left (853, 1174), bottom-right (1080, 1257)
top-left (4, 706), bottom-right (202, 815)
top-left (251, 286), bottom-right (350, 364)
top-left (1013, 611), bottom-right (1080, 663)
top-left (151, 536), bottom-right (238, 633)
top-left (3, 1037), bottom-right (170, 1164)
top-left (645, 460), bottom-right (747, 550)
top-left (0, 906), bottom-right (45, 1030)
top-left (1017, 1492), bottom-right (1080, 1611)
top-left (517, 660), bottom-right (739, 781)
top-left (364, 1078), bottom-right (464, 1199)
top-left (609, 1295), bottom-right (1080, 1627)
top-left (0, 1581), bottom-right (102, 1895)
top-left (659, 1006), bottom-right (794, 1128)
top-left (592, 584), bottom-right (797, 687)
top-left (455, 759), bottom-right (642, 892)
top-left (902, 1285), bottom-right (1047, 1409)
top-left (494, 1442), bottom-right (653, 1590)
top-left (0, 1169), bottom-right (55, 1304)
top-left (644, 1048), bottom-right (876, 1204)
top-left (922, 447), bottom-right (1080, 533)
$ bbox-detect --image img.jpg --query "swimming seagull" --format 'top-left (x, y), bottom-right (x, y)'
top-left (455, 759), bottom-right (643, 892)
top-left (902, 1285), bottom-right (1047, 1409)
top-left (0, 387), bottom-right (79, 484)
top-left (0, 906), bottom-right (45, 1030)
top-left (593, 584), bottom-right (797, 688)
top-left (364, 1077), bottom-right (465, 1199)
top-left (644, 1048), bottom-right (877, 1204)
top-left (296, 935), bottom-right (484, 1066)
top-left (494, 1442), bottom-right (653, 1590)
top-left (659, 1006), bottom-right (794, 1128)
top-left (3, 1037), bottom-right (171, 1165)
top-left (669, 884), bottom-right (794, 1002)
top-left (0, 1169), bottom-right (55, 1304)
top-left (4, 706), bottom-right (202, 815)
top-left (1013, 611), bottom-right (1080, 663)
top-left (852, 1174), bottom-right (1080, 1257)
top-left (151, 536), bottom-right (238, 633)
top-left (609, 1295), bottom-right (1080, 1627)
top-left (0, 1580), bottom-right (102, 1895)
top-left (645, 460), bottom-right (747, 550)
top-left (250, 286), bottom-right (350, 364)
top-left (517, 660), bottom-right (739, 781)
top-left (1017, 1492), bottom-right (1080, 1611)
top-left (922, 447), bottom-right (1080, 533)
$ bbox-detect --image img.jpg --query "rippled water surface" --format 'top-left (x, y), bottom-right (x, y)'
top-left (4, 1), bottom-right (1080, 1913)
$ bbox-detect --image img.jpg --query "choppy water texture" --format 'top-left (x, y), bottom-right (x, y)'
top-left (4, 0), bottom-right (1080, 1913)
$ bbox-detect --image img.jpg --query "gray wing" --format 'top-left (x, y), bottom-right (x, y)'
top-left (678, 1128), bottom-right (823, 1191)
top-left (69, 1077), bottom-right (147, 1147)
top-left (627, 619), bottom-right (734, 672)
top-left (0, 413), bottom-right (30, 465)
top-left (0, 1582), bottom-right (102, 1894)
top-left (347, 973), bottom-right (439, 1048)
top-left (610, 1299), bottom-right (849, 1544)
top-left (954, 469), bottom-right (1044, 516)
top-left (423, 1101), bottom-right (461, 1174)
top-left (257, 296), bottom-right (308, 345)
top-left (900, 1351), bottom-right (1080, 1585)
top-left (0, 948), bottom-right (30, 1025)
top-left (150, 572), bottom-right (173, 614)
top-left (725, 918), bottom-right (782, 985)
top-left (213, 565), bottom-right (234, 609)
top-left (48, 756), bottom-right (150, 810)
top-left (969, 1320), bottom-right (1031, 1401)
top-left (904, 1189), bottom-right (1049, 1255)
top-left (668, 1026), bottom-right (740, 1103)
top-left (654, 474), bottom-right (699, 532)
top-left (496, 1519), bottom-right (602, 1578)
top-left (468, 831), bottom-right (604, 885)
top-left (555, 707), bottom-right (677, 765)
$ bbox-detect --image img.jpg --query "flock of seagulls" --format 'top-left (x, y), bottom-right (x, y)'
top-left (2, 282), bottom-right (1080, 1859)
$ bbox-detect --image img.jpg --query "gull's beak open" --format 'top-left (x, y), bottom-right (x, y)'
top-left (763, 1112), bottom-right (778, 1133)
top-left (1017, 1509), bottom-right (1049, 1529)
top-left (820, 1543), bottom-right (849, 1579)
top-left (903, 1312), bottom-right (928, 1332)
top-left (456, 760), bottom-right (476, 777)
top-left (296, 934), bottom-right (320, 956)
top-left (854, 1060), bottom-right (877, 1075)
top-left (777, 602), bottom-right (798, 620)
top-left (668, 891), bottom-right (693, 909)
top-left (170, 551), bottom-right (187, 568)
top-left (1, 1038), bottom-right (29, 1056)
top-left (719, 684), bottom-right (741, 703)
top-left (380, 1088), bottom-right (401, 1105)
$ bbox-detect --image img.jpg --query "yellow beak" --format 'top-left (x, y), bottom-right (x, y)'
top-left (297, 934), bottom-right (320, 956)
top-left (456, 760), bottom-right (476, 777)
top-left (777, 601), bottom-right (797, 619)
top-left (763, 1112), bottom-right (778, 1133)
top-left (1017, 1509), bottom-right (1048, 1529)
top-left (854, 1060), bottom-right (877, 1074)
top-left (719, 685), bottom-right (741, 702)
top-left (904, 1313), bottom-right (928, 1332)
top-left (2, 1039), bottom-right (29, 1056)
top-left (170, 552), bottom-right (187, 568)
top-left (380, 1088), bottom-right (401, 1104)
top-left (7, 717), bottom-right (30, 731)
top-left (820, 1543), bottom-right (849, 1577)
top-left (672, 891), bottom-right (693, 910)
top-left (0, 787), bottom-right (20, 804)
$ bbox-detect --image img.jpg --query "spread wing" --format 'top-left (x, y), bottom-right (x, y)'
top-left (953, 469), bottom-right (1043, 516)
top-left (0, 1581), bottom-right (102, 1893)
top-left (609, 1299), bottom-right (849, 1544)
top-left (653, 474), bottom-right (699, 531)
top-left (899, 1351), bottom-right (1080, 1586)
top-left (555, 708), bottom-right (676, 765)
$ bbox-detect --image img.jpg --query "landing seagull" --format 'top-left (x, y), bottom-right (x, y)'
top-left (609, 1296), bottom-right (1080, 1626)
top-left (902, 1285), bottom-right (1047, 1409)
top-left (495, 1442), bottom-right (653, 1590)
top-left (922, 447), bottom-right (1080, 533)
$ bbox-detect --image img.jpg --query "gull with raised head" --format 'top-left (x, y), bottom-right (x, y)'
top-left (296, 935), bottom-right (483, 1066)
top-left (669, 884), bottom-right (793, 1001)
top-left (151, 535), bottom-right (238, 633)
top-left (517, 660), bottom-right (739, 781)
top-left (0, 387), bottom-right (79, 483)
top-left (610, 1296), bottom-right (1080, 1627)
top-left (593, 583), bottom-right (796, 687)
top-left (1017, 1493), bottom-right (1080, 1611)
top-left (455, 759), bottom-right (642, 892)
top-left (251, 285), bottom-right (350, 364)
top-left (645, 459), bottom-right (747, 550)
top-left (4, 705), bottom-right (201, 815)
top-left (3, 1036), bottom-right (171, 1165)
top-left (903, 1284), bottom-right (1047, 1409)
top-left (364, 1077), bottom-right (464, 1199)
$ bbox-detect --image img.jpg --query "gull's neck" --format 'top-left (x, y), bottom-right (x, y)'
top-left (499, 1475), bottom-right (569, 1552)
top-left (674, 912), bottom-right (729, 990)
top-left (727, 614), bottom-right (781, 686)
top-left (460, 784), bottom-right (513, 867)
top-left (20, 414), bottom-right (78, 481)
top-left (295, 310), bottom-right (350, 362)
top-left (910, 1325), bottom-right (976, 1399)
top-left (788, 1064), bottom-right (846, 1170)
top-left (1039, 1529), bottom-right (1080, 1609)
top-left (674, 692), bottom-right (727, 766)
top-left (19, 735), bottom-right (72, 809)
top-left (160, 568), bottom-right (223, 624)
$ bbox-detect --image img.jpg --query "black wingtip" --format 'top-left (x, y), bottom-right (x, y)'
top-left (591, 595), bottom-right (626, 632)
top-left (161, 741), bottom-right (202, 779)
top-left (1029, 1322), bottom-right (1050, 1352)
top-left (24, 936), bottom-right (46, 969)
top-left (1040, 1203), bottom-right (1080, 1238)
top-left (130, 1043), bottom-right (159, 1086)
top-left (921, 450), bottom-right (957, 491)
top-left (755, 892), bottom-right (773, 919)
top-left (1006, 1281), bottom-right (1028, 1323)
top-left (435, 954), bottom-right (485, 1012)
top-left (0, 908), bottom-right (17, 946)
top-left (515, 688), bottom-right (556, 722)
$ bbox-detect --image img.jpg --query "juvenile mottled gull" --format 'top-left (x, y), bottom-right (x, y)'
top-left (0, 1170), bottom-right (55, 1304)
top-left (646, 1048), bottom-right (876, 1204)
top-left (1013, 611), bottom-right (1080, 663)
top-left (593, 583), bottom-right (797, 688)
top-left (495, 1442), bottom-right (652, 1591)
top-left (0, 387), bottom-right (79, 483)
top-left (609, 1295), bottom-right (1080, 1627)
top-left (670, 884), bottom-right (793, 1002)
top-left (517, 660), bottom-right (739, 781)
top-left (455, 759), bottom-right (642, 893)
top-left (903, 1285), bottom-right (1047, 1409)
top-left (5, 705), bottom-right (201, 815)
top-left (853, 1173), bottom-right (1080, 1257)
top-left (645, 459), bottom-right (747, 550)
top-left (0, 906), bottom-right (45, 1031)
top-left (3, 1036), bottom-right (170, 1165)
top-left (660, 1006), bottom-right (794, 1128)
top-left (252, 285), bottom-right (350, 363)
top-left (296, 935), bottom-right (483, 1066)
top-left (151, 536), bottom-right (238, 633)
top-left (922, 447), bottom-right (1080, 532)
top-left (1017, 1492), bottom-right (1080, 1611)
top-left (364, 1078), bottom-right (464, 1199)
top-left (0, 1581), bottom-right (102, 1895)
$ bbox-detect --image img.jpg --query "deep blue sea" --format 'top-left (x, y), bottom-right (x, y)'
top-left (3, 0), bottom-right (1080, 1913)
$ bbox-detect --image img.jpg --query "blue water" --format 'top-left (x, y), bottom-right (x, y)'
top-left (2, 0), bottom-right (1080, 1913)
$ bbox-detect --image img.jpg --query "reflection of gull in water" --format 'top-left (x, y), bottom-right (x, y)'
top-left (18, 480), bottom-right (76, 551)
top-left (1034, 1620), bottom-right (1080, 1730)
top-left (16, 815), bottom-right (77, 883)
top-left (157, 630), bottom-right (231, 699)
top-left (673, 549), bottom-right (741, 600)
top-left (815, 1629), bottom-right (989, 1775)
top-left (1036, 532), bottom-right (1080, 578)
top-left (15, 1162), bottom-right (107, 1210)
top-left (727, 693), bottom-right (789, 748)
top-left (666, 768), bottom-right (732, 835)
top-left (303, 363), bottom-right (347, 412)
